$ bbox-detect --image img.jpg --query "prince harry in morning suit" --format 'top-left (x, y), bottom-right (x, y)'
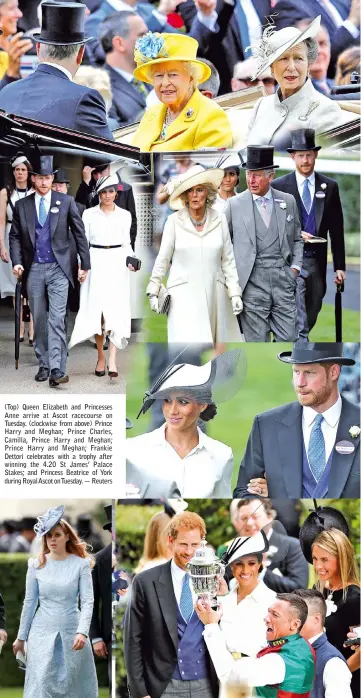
top-left (124, 511), bottom-right (218, 698)
top-left (234, 343), bottom-right (360, 500)
top-left (9, 155), bottom-right (90, 386)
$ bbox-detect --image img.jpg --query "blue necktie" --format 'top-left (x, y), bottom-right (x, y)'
top-left (302, 179), bottom-right (312, 214)
top-left (39, 196), bottom-right (47, 226)
top-left (308, 414), bottom-right (326, 482)
top-left (180, 573), bottom-right (193, 624)
top-left (234, 0), bottom-right (251, 58)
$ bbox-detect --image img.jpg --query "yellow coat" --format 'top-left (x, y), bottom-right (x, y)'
top-left (0, 50), bottom-right (9, 79)
top-left (133, 88), bottom-right (233, 151)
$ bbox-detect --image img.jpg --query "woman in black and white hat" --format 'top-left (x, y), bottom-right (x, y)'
top-left (195, 531), bottom-right (276, 696)
top-left (69, 171), bottom-right (140, 378)
top-left (147, 164), bottom-right (243, 344)
top-left (0, 152), bottom-right (34, 339)
top-left (126, 348), bottom-right (245, 497)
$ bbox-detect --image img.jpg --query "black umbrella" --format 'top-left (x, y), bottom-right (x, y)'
top-left (335, 280), bottom-right (344, 342)
top-left (14, 278), bottom-right (22, 369)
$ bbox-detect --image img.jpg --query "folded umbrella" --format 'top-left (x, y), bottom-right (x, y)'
top-left (335, 280), bottom-right (344, 342)
top-left (14, 277), bottom-right (22, 369)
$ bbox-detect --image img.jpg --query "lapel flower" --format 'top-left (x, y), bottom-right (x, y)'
top-left (320, 183), bottom-right (327, 190)
top-left (349, 425), bottom-right (360, 438)
top-left (279, 202), bottom-right (287, 209)
top-left (56, 200), bottom-right (61, 206)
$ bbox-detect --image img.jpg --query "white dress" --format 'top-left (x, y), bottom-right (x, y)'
top-left (69, 204), bottom-right (133, 350)
top-left (0, 187), bottom-right (32, 298)
top-left (203, 581), bottom-right (277, 697)
top-left (147, 206), bottom-right (242, 343)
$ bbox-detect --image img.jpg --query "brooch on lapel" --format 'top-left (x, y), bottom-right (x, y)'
top-left (186, 109), bottom-right (194, 118)
top-left (50, 207), bottom-right (59, 213)
top-left (279, 202), bottom-right (287, 209)
top-left (298, 101), bottom-right (319, 121)
top-left (349, 425), bottom-right (360, 438)
top-left (315, 191), bottom-right (325, 199)
top-left (286, 214), bottom-right (293, 221)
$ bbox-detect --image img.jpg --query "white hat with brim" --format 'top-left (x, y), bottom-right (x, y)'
top-left (11, 155), bottom-right (28, 168)
top-left (252, 15), bottom-right (321, 80)
top-left (96, 173), bottom-right (119, 194)
top-left (169, 165), bottom-right (225, 211)
top-left (224, 530), bottom-right (269, 566)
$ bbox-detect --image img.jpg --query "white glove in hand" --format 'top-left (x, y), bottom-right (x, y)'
top-left (149, 295), bottom-right (159, 313)
top-left (231, 295), bottom-right (243, 314)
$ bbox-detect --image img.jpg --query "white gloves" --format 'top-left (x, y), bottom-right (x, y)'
top-left (231, 295), bottom-right (243, 315)
top-left (149, 295), bottom-right (159, 313)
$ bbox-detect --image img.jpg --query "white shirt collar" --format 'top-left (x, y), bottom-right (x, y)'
top-left (111, 66), bottom-right (134, 83)
top-left (303, 393), bottom-right (342, 429)
top-left (41, 62), bottom-right (72, 82)
top-left (35, 190), bottom-right (52, 203)
top-left (295, 170), bottom-right (316, 188)
top-left (155, 423), bottom-right (213, 457)
top-left (309, 632), bottom-right (324, 644)
top-left (171, 558), bottom-right (187, 580)
top-left (252, 188), bottom-right (273, 202)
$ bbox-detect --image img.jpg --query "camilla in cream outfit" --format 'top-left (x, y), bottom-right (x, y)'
top-left (247, 16), bottom-right (353, 148)
top-left (147, 165), bottom-right (243, 344)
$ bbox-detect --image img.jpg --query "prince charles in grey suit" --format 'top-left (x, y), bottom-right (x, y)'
top-left (225, 146), bottom-right (303, 342)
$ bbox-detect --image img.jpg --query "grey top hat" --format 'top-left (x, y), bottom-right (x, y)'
top-left (34, 2), bottom-right (93, 46)
top-left (286, 128), bottom-right (321, 153)
top-left (30, 155), bottom-right (58, 176)
top-left (278, 342), bottom-right (355, 366)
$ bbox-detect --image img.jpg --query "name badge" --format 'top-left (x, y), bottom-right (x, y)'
top-left (335, 440), bottom-right (355, 455)
top-left (50, 207), bottom-right (59, 214)
top-left (315, 191), bottom-right (325, 199)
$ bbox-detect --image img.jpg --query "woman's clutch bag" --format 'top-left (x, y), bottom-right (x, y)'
top-left (158, 284), bottom-right (171, 315)
top-left (16, 650), bottom-right (27, 670)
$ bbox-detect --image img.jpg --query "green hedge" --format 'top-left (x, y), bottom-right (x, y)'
top-left (0, 554), bottom-right (108, 688)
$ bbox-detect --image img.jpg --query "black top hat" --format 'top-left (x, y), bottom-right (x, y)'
top-left (20, 517), bottom-right (38, 531)
top-left (286, 129), bottom-right (321, 153)
top-left (53, 167), bottom-right (70, 184)
top-left (30, 155), bottom-right (58, 176)
top-left (34, 2), bottom-right (93, 46)
top-left (239, 145), bottom-right (279, 171)
top-left (278, 342), bottom-right (355, 366)
top-left (299, 500), bottom-right (350, 564)
top-left (103, 504), bottom-right (112, 531)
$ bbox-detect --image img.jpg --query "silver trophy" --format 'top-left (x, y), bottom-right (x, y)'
top-left (186, 537), bottom-right (225, 608)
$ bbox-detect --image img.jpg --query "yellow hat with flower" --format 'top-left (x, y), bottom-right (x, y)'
top-left (133, 32), bottom-right (211, 85)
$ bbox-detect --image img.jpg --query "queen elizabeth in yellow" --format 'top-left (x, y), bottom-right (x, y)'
top-left (132, 33), bottom-right (233, 151)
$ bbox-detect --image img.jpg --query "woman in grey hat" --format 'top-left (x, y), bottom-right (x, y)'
top-left (247, 16), bottom-right (353, 148)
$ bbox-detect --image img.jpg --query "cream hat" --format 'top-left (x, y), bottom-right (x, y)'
top-left (253, 15), bottom-right (321, 80)
top-left (169, 165), bottom-right (224, 211)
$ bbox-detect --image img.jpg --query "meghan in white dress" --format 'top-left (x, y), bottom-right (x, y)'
top-left (69, 181), bottom-right (136, 375)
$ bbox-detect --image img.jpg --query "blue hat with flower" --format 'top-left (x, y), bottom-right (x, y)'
top-left (34, 505), bottom-right (65, 537)
top-left (133, 32), bottom-right (211, 85)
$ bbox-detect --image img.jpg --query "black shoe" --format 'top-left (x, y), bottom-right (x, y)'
top-left (49, 370), bottom-right (69, 387)
top-left (103, 335), bottom-right (109, 351)
top-left (35, 367), bottom-right (49, 382)
top-left (108, 369), bottom-right (118, 378)
top-left (95, 360), bottom-right (106, 377)
top-left (29, 338), bottom-right (33, 347)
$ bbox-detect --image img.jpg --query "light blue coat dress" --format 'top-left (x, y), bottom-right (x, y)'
top-left (17, 554), bottom-right (98, 698)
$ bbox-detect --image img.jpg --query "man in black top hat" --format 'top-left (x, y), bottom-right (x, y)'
top-left (89, 504), bottom-right (112, 688)
top-left (9, 154), bottom-right (90, 386)
top-left (273, 129), bottom-right (346, 341)
top-left (75, 162), bottom-right (137, 249)
top-left (225, 145), bottom-right (303, 342)
top-left (0, 2), bottom-right (113, 140)
top-left (234, 342), bottom-right (360, 499)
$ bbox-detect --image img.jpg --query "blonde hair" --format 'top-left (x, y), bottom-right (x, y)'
top-left (135, 511), bottom-right (171, 573)
top-left (166, 511), bottom-right (206, 540)
top-left (313, 528), bottom-right (360, 600)
top-left (38, 519), bottom-right (95, 568)
top-left (146, 60), bottom-right (202, 88)
top-left (74, 66), bottom-right (113, 112)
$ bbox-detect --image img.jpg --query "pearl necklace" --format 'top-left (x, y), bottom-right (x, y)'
top-left (159, 108), bottom-right (178, 140)
top-left (188, 209), bottom-right (207, 228)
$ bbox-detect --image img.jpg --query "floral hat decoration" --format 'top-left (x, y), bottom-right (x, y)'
top-left (34, 505), bottom-right (65, 537)
top-left (133, 32), bottom-right (211, 85)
